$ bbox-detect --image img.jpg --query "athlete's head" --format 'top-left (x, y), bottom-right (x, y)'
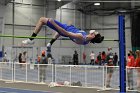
top-left (89, 30), bottom-right (104, 44)
top-left (42, 50), bottom-right (46, 56)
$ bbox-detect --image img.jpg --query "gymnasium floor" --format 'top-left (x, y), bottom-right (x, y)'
top-left (0, 81), bottom-right (139, 93)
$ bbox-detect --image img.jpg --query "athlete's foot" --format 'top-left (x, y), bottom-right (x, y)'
top-left (47, 43), bottom-right (51, 52)
top-left (22, 39), bottom-right (34, 45)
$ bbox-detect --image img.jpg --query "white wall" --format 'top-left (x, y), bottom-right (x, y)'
top-left (3, 1), bottom-right (132, 64)
top-left (0, 5), bottom-right (6, 47)
top-left (4, 0), bottom-right (47, 46)
top-left (51, 3), bottom-right (132, 63)
top-left (84, 15), bottom-right (131, 63)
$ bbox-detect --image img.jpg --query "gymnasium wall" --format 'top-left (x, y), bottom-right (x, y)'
top-left (51, 3), bottom-right (132, 63)
top-left (3, 1), bottom-right (132, 64)
top-left (84, 15), bottom-right (132, 63)
top-left (4, 0), bottom-right (48, 46)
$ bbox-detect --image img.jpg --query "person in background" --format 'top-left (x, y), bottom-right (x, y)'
top-left (21, 51), bottom-right (27, 68)
top-left (101, 51), bottom-right (106, 65)
top-left (18, 53), bottom-right (22, 68)
top-left (135, 50), bottom-right (140, 88)
top-left (90, 51), bottom-right (95, 65)
top-left (37, 56), bottom-right (41, 64)
top-left (113, 52), bottom-right (118, 66)
top-left (97, 52), bottom-right (102, 65)
top-left (3, 52), bottom-right (8, 62)
top-left (22, 51), bottom-right (27, 63)
top-left (39, 50), bottom-right (48, 83)
top-left (126, 50), bottom-right (135, 90)
top-left (73, 50), bottom-right (79, 65)
top-left (105, 47), bottom-right (114, 88)
top-left (83, 52), bottom-right (86, 64)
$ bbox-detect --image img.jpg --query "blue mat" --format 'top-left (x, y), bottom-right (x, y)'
top-left (0, 87), bottom-right (56, 93)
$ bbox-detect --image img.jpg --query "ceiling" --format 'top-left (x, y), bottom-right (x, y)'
top-left (0, 0), bottom-right (12, 5)
top-left (73, 0), bottom-right (140, 15)
top-left (46, 0), bottom-right (71, 10)
top-left (2, 0), bottom-right (140, 15)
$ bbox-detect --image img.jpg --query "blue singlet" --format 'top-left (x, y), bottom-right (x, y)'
top-left (46, 20), bottom-right (88, 45)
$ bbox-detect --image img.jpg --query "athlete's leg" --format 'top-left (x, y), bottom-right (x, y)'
top-left (34, 17), bottom-right (49, 34)
top-left (48, 19), bottom-right (82, 40)
top-left (48, 19), bottom-right (70, 36)
top-left (33, 17), bottom-right (67, 38)
top-left (47, 32), bottom-right (60, 53)
top-left (30, 17), bottom-right (49, 40)
top-left (22, 17), bottom-right (49, 44)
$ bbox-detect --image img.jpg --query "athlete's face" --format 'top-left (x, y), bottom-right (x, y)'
top-left (67, 21), bottom-right (72, 26)
top-left (90, 33), bottom-right (95, 39)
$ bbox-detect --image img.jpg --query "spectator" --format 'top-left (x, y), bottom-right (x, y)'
top-left (18, 53), bottom-right (22, 68)
top-left (101, 51), bottom-right (106, 65)
top-left (37, 56), bottom-right (41, 63)
top-left (97, 52), bottom-right (102, 65)
top-left (3, 52), bottom-right (8, 62)
top-left (106, 47), bottom-right (114, 88)
top-left (113, 52), bottom-right (118, 66)
top-left (126, 50), bottom-right (135, 90)
top-left (90, 51), bottom-right (95, 65)
top-left (83, 52), bottom-right (86, 64)
top-left (39, 50), bottom-right (48, 83)
top-left (73, 50), bottom-right (79, 65)
top-left (21, 51), bottom-right (27, 68)
top-left (135, 50), bottom-right (140, 88)
top-left (22, 51), bottom-right (27, 63)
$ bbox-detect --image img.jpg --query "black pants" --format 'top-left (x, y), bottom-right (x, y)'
top-left (73, 61), bottom-right (78, 65)
top-left (90, 59), bottom-right (94, 65)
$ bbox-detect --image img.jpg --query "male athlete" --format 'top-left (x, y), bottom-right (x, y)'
top-left (22, 17), bottom-right (104, 47)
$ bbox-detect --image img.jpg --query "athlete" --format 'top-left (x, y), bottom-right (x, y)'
top-left (22, 17), bottom-right (104, 47)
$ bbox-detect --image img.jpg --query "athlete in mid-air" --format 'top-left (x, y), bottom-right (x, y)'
top-left (22, 17), bottom-right (104, 47)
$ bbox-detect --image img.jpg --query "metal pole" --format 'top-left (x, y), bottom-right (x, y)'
top-left (12, 0), bottom-right (15, 83)
top-left (12, 0), bottom-right (15, 45)
top-left (119, 15), bottom-right (126, 93)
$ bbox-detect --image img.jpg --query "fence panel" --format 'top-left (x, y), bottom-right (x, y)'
top-left (2, 62), bottom-right (140, 91)
top-left (27, 64), bottom-right (38, 83)
top-left (86, 66), bottom-right (104, 89)
top-left (14, 63), bottom-right (26, 82)
top-left (71, 65), bottom-right (86, 87)
top-left (55, 65), bottom-right (71, 84)
top-left (104, 66), bottom-right (120, 89)
top-left (0, 62), bottom-right (13, 81)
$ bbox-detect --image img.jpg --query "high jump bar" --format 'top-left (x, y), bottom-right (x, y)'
top-left (0, 34), bottom-right (119, 41)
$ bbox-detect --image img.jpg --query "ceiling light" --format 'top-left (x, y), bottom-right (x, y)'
top-left (94, 3), bottom-right (100, 6)
top-left (58, 0), bottom-right (61, 1)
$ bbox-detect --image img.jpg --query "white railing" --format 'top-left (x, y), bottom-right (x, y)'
top-left (0, 62), bottom-right (13, 81)
top-left (0, 62), bottom-right (139, 91)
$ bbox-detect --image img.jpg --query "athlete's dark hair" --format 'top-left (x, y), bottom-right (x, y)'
top-left (90, 33), bottom-right (104, 44)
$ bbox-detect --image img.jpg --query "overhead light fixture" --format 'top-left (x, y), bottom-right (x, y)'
top-left (58, 0), bottom-right (61, 1)
top-left (94, 3), bottom-right (100, 6)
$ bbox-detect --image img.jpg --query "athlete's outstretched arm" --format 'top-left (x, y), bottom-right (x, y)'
top-left (48, 19), bottom-right (83, 40)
